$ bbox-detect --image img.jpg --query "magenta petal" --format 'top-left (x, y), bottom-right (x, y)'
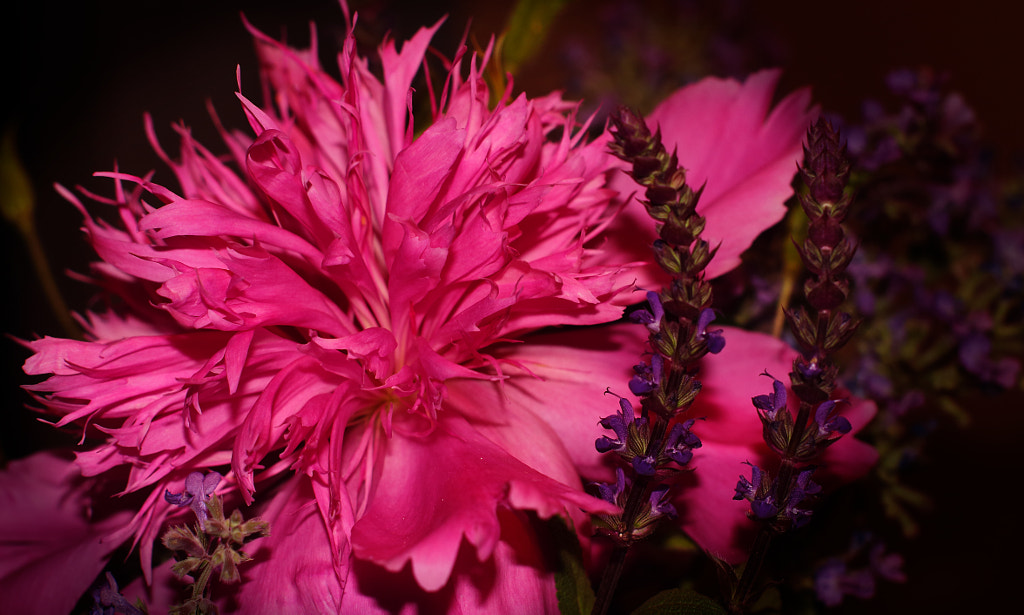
top-left (344, 509), bottom-right (559, 614)
top-left (349, 414), bottom-right (614, 592)
top-left (465, 324), bottom-right (646, 481)
top-left (690, 326), bottom-right (798, 444)
top-left (603, 70), bottom-right (815, 288)
top-left (0, 453), bottom-right (133, 614)
top-left (674, 442), bottom-right (758, 564)
top-left (236, 476), bottom-right (346, 613)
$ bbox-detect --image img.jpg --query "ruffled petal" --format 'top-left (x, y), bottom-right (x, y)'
top-left (343, 509), bottom-right (559, 614)
top-left (349, 414), bottom-right (614, 592)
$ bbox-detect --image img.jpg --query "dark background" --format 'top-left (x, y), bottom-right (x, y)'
top-left (3, 1), bottom-right (1020, 613)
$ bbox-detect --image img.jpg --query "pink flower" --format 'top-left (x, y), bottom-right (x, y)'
top-left (8, 19), bottom-right (630, 613)
top-left (2, 15), bottom-right (876, 614)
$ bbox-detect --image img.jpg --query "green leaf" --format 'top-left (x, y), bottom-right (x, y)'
top-left (630, 588), bottom-right (727, 615)
top-left (546, 517), bottom-right (594, 615)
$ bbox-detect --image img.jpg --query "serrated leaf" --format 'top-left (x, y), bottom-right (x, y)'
top-left (545, 517), bottom-right (594, 615)
top-left (630, 588), bottom-right (727, 615)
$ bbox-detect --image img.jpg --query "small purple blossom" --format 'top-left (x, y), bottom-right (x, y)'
top-left (90, 572), bottom-right (144, 615)
top-left (696, 308), bottom-right (726, 354)
top-left (663, 419), bottom-right (701, 465)
top-left (783, 469), bottom-right (822, 528)
top-left (629, 290), bottom-right (664, 333)
top-left (752, 373), bottom-right (788, 421)
top-left (164, 470), bottom-right (222, 525)
top-left (870, 544), bottom-right (907, 583)
top-left (734, 462), bottom-right (778, 520)
top-left (815, 560), bottom-right (875, 607)
top-left (814, 400), bottom-right (852, 438)
top-left (648, 485), bottom-right (677, 519)
top-left (631, 453), bottom-right (658, 477)
top-left (629, 353), bottom-right (663, 395)
top-left (814, 537), bottom-right (906, 607)
top-left (595, 396), bottom-right (639, 454)
top-left (596, 468), bottom-right (628, 507)
top-left (735, 464), bottom-right (821, 527)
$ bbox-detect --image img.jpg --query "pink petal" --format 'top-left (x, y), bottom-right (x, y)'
top-left (0, 453), bottom-right (133, 614)
top-left (603, 70), bottom-right (815, 288)
top-left (235, 476), bottom-right (346, 613)
top-left (465, 324), bottom-right (646, 480)
top-left (349, 413), bottom-right (614, 592)
top-left (689, 326), bottom-right (799, 445)
top-left (343, 509), bottom-right (558, 614)
top-left (673, 442), bottom-right (760, 563)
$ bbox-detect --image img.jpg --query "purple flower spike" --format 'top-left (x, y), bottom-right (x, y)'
top-left (165, 470), bottom-right (222, 525)
top-left (696, 308), bottom-right (726, 354)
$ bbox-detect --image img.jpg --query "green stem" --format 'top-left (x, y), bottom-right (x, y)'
top-left (729, 525), bottom-right (774, 613)
top-left (592, 543), bottom-right (629, 615)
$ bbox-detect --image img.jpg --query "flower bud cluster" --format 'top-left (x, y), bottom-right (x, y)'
top-left (752, 372), bottom-right (852, 460)
top-left (596, 392), bottom-right (703, 477)
top-left (786, 118), bottom-right (861, 404)
top-left (733, 462), bottom-right (821, 531)
top-left (594, 468), bottom-right (678, 541)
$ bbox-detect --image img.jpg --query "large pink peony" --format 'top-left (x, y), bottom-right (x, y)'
top-left (1, 15), bottom-right (875, 615)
